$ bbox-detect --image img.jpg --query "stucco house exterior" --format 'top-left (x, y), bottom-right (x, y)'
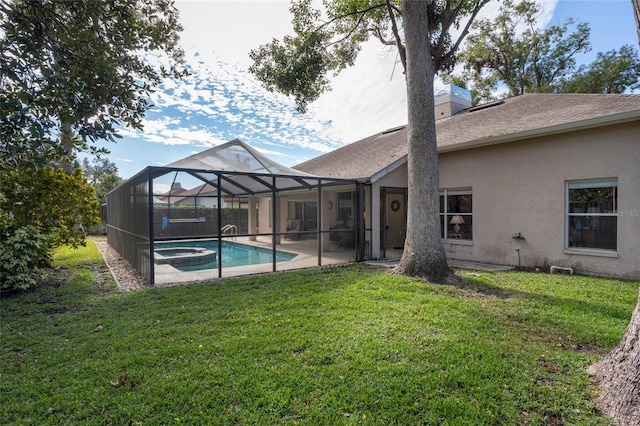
top-left (295, 89), bottom-right (640, 280)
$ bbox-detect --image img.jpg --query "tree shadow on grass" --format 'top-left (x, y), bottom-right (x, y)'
top-left (455, 271), bottom-right (638, 350)
top-left (458, 271), bottom-right (635, 319)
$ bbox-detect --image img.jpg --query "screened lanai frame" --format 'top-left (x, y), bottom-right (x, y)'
top-left (107, 165), bottom-right (366, 285)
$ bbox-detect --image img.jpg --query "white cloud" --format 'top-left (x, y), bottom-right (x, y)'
top-left (114, 157), bottom-right (135, 163)
top-left (127, 0), bottom-right (564, 159)
top-left (179, 0), bottom-right (560, 148)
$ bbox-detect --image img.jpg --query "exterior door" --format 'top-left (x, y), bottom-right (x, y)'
top-left (380, 188), bottom-right (407, 258)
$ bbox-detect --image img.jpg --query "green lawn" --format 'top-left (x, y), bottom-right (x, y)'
top-left (1, 240), bottom-right (637, 425)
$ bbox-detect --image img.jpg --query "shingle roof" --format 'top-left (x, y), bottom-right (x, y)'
top-left (294, 125), bottom-right (409, 180)
top-left (294, 93), bottom-right (640, 180)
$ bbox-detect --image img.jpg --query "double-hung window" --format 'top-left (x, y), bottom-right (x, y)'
top-left (440, 189), bottom-right (472, 240)
top-left (566, 179), bottom-right (617, 251)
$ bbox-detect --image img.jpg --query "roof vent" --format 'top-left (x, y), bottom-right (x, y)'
top-left (382, 125), bottom-right (406, 134)
top-left (434, 85), bottom-right (472, 119)
top-left (468, 99), bottom-right (505, 112)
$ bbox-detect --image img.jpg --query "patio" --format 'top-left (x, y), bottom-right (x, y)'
top-left (153, 235), bottom-right (361, 285)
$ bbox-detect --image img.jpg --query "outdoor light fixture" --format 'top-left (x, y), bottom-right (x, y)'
top-left (450, 215), bottom-right (465, 233)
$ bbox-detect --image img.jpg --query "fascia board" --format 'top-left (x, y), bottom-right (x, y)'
top-left (370, 156), bottom-right (408, 184)
top-left (438, 109), bottom-right (640, 153)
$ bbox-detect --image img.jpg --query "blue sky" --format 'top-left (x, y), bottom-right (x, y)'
top-left (90, 0), bottom-right (639, 179)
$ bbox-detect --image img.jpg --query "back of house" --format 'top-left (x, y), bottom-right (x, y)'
top-left (296, 90), bottom-right (640, 280)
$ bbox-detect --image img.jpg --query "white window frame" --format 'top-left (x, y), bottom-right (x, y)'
top-left (565, 178), bottom-right (617, 252)
top-left (440, 188), bottom-right (473, 241)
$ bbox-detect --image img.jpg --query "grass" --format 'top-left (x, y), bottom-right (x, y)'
top-left (1, 239), bottom-right (638, 425)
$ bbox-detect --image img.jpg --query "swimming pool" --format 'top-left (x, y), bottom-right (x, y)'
top-left (154, 240), bottom-right (297, 272)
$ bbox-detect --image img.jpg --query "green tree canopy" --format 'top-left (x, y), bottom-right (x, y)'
top-left (94, 173), bottom-right (124, 206)
top-left (559, 45), bottom-right (640, 93)
top-left (0, 0), bottom-right (185, 291)
top-left (81, 157), bottom-right (118, 185)
top-left (0, 0), bottom-right (186, 170)
top-left (81, 157), bottom-right (124, 204)
top-left (447, 0), bottom-right (640, 104)
top-left (446, 0), bottom-right (592, 102)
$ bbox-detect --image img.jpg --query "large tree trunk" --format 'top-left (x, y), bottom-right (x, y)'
top-left (392, 0), bottom-right (450, 283)
top-left (588, 289), bottom-right (640, 425)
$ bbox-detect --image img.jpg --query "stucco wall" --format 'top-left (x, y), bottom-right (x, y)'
top-left (257, 196), bottom-right (272, 235)
top-left (438, 121), bottom-right (640, 279)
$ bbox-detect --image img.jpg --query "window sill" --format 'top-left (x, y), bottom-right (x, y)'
top-left (443, 239), bottom-right (473, 246)
top-left (563, 248), bottom-right (618, 258)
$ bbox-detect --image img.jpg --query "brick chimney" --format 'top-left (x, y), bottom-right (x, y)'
top-left (434, 85), bottom-right (472, 119)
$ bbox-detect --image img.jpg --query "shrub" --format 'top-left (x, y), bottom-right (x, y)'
top-left (0, 166), bottom-right (98, 292)
top-left (0, 225), bottom-right (52, 292)
top-left (0, 166), bottom-right (99, 249)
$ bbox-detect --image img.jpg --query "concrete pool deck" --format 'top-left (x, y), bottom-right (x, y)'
top-left (153, 236), bottom-right (358, 286)
top-left (152, 236), bottom-right (513, 286)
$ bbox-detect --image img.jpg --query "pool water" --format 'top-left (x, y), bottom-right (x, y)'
top-left (154, 240), bottom-right (297, 272)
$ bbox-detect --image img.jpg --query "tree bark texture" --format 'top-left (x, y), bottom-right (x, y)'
top-left (392, 0), bottom-right (450, 283)
top-left (588, 289), bottom-right (640, 426)
top-left (60, 121), bottom-right (74, 173)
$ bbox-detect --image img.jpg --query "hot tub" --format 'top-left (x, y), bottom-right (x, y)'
top-left (154, 247), bottom-right (217, 268)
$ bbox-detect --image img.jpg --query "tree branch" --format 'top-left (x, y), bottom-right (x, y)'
top-left (308, 3), bottom-right (389, 51)
top-left (433, 1), bottom-right (451, 69)
top-left (318, 2), bottom-right (387, 31)
top-left (450, 0), bottom-right (491, 51)
top-left (385, 0), bottom-right (406, 72)
top-left (326, 9), bottom-right (370, 47)
top-left (439, 0), bottom-right (492, 69)
top-left (371, 26), bottom-right (397, 46)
